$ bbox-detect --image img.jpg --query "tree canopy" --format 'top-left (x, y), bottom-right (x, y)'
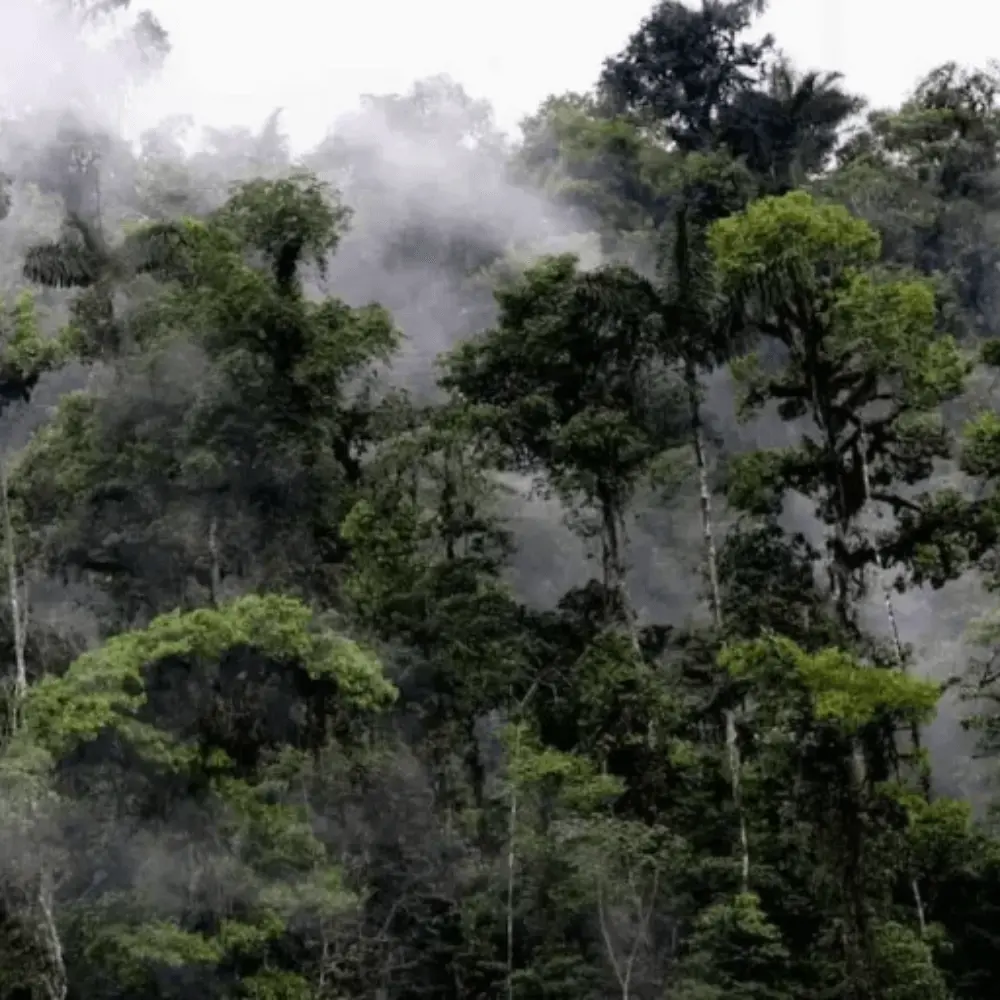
top-left (4, 3), bottom-right (1000, 1000)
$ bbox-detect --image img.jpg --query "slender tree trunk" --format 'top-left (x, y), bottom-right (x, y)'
top-left (37, 869), bottom-right (68, 1000)
top-left (1, 460), bottom-right (27, 717)
top-left (687, 370), bottom-right (723, 626)
top-left (208, 514), bottom-right (221, 607)
top-left (857, 430), bottom-right (928, 936)
top-left (506, 719), bottom-right (519, 1000)
top-left (440, 443), bottom-right (457, 562)
top-left (1, 459), bottom-right (68, 1000)
top-left (686, 365), bottom-right (750, 893)
top-left (597, 869), bottom-right (658, 1000)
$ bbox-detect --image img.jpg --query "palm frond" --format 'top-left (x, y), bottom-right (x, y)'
top-left (22, 240), bottom-right (98, 289)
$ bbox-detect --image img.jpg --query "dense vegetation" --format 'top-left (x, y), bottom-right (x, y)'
top-left (6, 1), bottom-right (1000, 998)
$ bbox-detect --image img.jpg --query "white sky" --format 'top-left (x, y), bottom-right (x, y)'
top-left (135, 0), bottom-right (1000, 150)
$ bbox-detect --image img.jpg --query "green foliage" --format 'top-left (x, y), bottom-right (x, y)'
top-left (870, 921), bottom-right (950, 1000)
top-left (962, 410), bottom-right (1000, 479)
top-left (516, 96), bottom-right (673, 244)
top-left (6, 12), bottom-right (1000, 1000)
top-left (442, 253), bottom-right (671, 515)
top-left (833, 62), bottom-right (1000, 339)
top-left (720, 633), bottom-right (941, 731)
top-left (710, 189), bottom-right (881, 288)
top-left (11, 174), bottom-right (400, 613)
top-left (674, 892), bottom-right (790, 999)
top-left (25, 594), bottom-right (395, 761)
top-left (6, 595), bottom-right (389, 998)
top-left (725, 449), bottom-right (791, 517)
top-left (712, 190), bottom-right (969, 619)
top-left (0, 292), bottom-right (65, 390)
top-left (85, 920), bottom-right (230, 984)
top-left (213, 172), bottom-right (350, 292)
top-left (599, 0), bottom-right (772, 152)
top-left (507, 722), bottom-right (624, 813)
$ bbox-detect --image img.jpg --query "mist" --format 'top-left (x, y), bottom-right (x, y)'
top-left (6, 8), bottom-right (1000, 999)
top-left (0, 0), bottom-right (994, 810)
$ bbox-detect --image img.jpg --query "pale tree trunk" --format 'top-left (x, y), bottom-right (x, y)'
top-left (856, 429), bottom-right (927, 778)
top-left (686, 367), bottom-right (750, 893)
top-left (208, 515), bottom-right (221, 606)
top-left (1, 461), bottom-right (27, 717)
top-left (1, 458), bottom-right (68, 1000)
top-left (37, 869), bottom-right (68, 1000)
top-left (596, 868), bottom-right (659, 1000)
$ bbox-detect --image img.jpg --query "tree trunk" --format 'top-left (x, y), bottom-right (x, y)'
top-left (688, 371), bottom-right (723, 627)
top-left (686, 365), bottom-right (750, 893)
top-left (807, 369), bottom-right (876, 995)
top-left (37, 870), bottom-right (68, 1000)
top-left (208, 514), bottom-right (222, 607)
top-left (1, 460), bottom-right (27, 717)
top-left (506, 719), bottom-right (519, 1000)
top-left (857, 429), bottom-right (928, 935)
top-left (1, 459), bottom-right (68, 1000)
top-left (598, 487), bottom-right (640, 653)
top-left (2, 463), bottom-right (66, 1000)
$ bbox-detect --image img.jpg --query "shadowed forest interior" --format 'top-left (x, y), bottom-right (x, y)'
top-left (6, 2), bottom-right (1000, 999)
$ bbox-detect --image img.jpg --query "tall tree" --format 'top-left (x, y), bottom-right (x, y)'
top-left (599, 0), bottom-right (772, 151)
top-left (441, 254), bottom-right (677, 633)
top-left (12, 173), bottom-right (398, 623)
top-left (720, 56), bottom-right (864, 194)
top-left (830, 62), bottom-right (1000, 339)
top-left (0, 292), bottom-right (71, 1000)
top-left (713, 190), bottom-right (967, 635)
top-left (712, 189), bottom-right (968, 997)
top-left (15, 595), bottom-right (395, 1000)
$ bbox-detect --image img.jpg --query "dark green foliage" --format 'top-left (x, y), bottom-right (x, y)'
top-left (599, 1), bottom-right (772, 151)
top-left (718, 58), bottom-right (864, 194)
top-left (5, 10), bottom-right (1000, 1000)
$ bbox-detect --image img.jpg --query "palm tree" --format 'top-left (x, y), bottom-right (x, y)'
top-left (720, 57), bottom-right (864, 194)
top-left (22, 212), bottom-right (186, 359)
top-left (22, 214), bottom-right (183, 290)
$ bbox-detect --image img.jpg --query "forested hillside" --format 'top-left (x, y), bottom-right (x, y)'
top-left (5, 2), bottom-right (1000, 998)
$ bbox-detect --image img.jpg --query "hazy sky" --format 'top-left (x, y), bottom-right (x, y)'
top-left (132, 0), bottom-right (1000, 149)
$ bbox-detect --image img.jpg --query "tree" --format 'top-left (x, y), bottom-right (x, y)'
top-left (341, 401), bottom-right (534, 813)
top-left (830, 63), bottom-right (1000, 339)
top-left (22, 216), bottom-right (186, 359)
top-left (712, 191), bottom-right (968, 632)
top-left (515, 95), bottom-right (674, 251)
top-left (0, 293), bottom-right (71, 1000)
top-left (720, 634), bottom-right (944, 1000)
top-left (17, 594), bottom-right (394, 1000)
top-left (719, 56), bottom-right (863, 195)
top-left (441, 254), bottom-right (678, 632)
top-left (599, 0), bottom-right (772, 152)
top-left (11, 173), bottom-right (399, 622)
top-left (712, 191), bottom-right (969, 997)
top-left (5, 8), bottom-right (1000, 997)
